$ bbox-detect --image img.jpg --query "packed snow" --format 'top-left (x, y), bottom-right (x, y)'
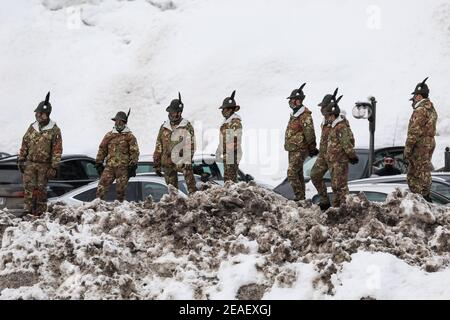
top-left (1, 0), bottom-right (450, 300)
top-left (1, 183), bottom-right (450, 299)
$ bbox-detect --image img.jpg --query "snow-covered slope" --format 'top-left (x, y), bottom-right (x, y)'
top-left (1, 0), bottom-right (450, 184)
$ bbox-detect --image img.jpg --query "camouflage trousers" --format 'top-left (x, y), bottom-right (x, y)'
top-left (22, 162), bottom-right (50, 215)
top-left (328, 161), bottom-right (349, 207)
top-left (164, 164), bottom-right (197, 195)
top-left (287, 151), bottom-right (306, 201)
top-left (224, 162), bottom-right (239, 183)
top-left (96, 166), bottom-right (129, 202)
top-left (311, 154), bottom-right (329, 205)
top-left (407, 156), bottom-right (433, 198)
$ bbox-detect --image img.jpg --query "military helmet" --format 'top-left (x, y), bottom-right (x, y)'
top-left (34, 92), bottom-right (52, 114)
top-left (411, 77), bottom-right (429, 98)
top-left (166, 92), bottom-right (184, 113)
top-left (287, 83), bottom-right (306, 100)
top-left (318, 88), bottom-right (338, 107)
top-left (111, 109), bottom-right (131, 123)
top-left (219, 90), bottom-right (239, 109)
top-left (322, 93), bottom-right (343, 116)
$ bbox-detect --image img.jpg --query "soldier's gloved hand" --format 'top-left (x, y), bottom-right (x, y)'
top-left (47, 168), bottom-right (57, 179)
top-left (128, 164), bottom-right (137, 178)
top-left (349, 156), bottom-right (359, 165)
top-left (155, 167), bottom-right (163, 177)
top-left (95, 163), bottom-right (105, 176)
top-left (17, 159), bottom-right (26, 174)
top-left (309, 148), bottom-right (319, 157)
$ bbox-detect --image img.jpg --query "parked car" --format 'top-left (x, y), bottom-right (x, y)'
top-left (348, 174), bottom-right (450, 200)
top-left (274, 146), bottom-right (407, 200)
top-left (48, 173), bottom-right (213, 206)
top-left (136, 153), bottom-right (271, 188)
top-left (311, 183), bottom-right (450, 205)
top-left (0, 154), bottom-right (99, 214)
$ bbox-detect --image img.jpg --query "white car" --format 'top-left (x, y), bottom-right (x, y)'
top-left (311, 183), bottom-right (449, 205)
top-left (48, 174), bottom-right (190, 206)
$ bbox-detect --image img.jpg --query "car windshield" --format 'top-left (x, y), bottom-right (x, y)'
top-left (304, 152), bottom-right (369, 181)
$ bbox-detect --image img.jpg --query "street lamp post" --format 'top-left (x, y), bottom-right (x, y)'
top-left (353, 97), bottom-right (377, 176)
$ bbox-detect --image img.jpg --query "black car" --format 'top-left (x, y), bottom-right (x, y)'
top-left (273, 146), bottom-right (408, 200)
top-left (0, 154), bottom-right (99, 214)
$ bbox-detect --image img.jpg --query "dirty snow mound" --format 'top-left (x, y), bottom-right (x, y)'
top-left (1, 183), bottom-right (449, 299)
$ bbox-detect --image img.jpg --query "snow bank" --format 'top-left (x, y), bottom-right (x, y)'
top-left (1, 184), bottom-right (449, 299)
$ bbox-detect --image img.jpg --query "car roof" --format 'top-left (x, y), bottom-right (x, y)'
top-left (349, 174), bottom-right (447, 184)
top-left (0, 154), bottom-right (95, 163)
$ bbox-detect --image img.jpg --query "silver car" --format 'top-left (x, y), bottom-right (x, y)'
top-left (48, 174), bottom-right (202, 206)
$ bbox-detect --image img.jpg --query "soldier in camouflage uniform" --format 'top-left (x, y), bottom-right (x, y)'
top-left (324, 95), bottom-right (359, 207)
top-left (405, 77), bottom-right (438, 202)
top-left (95, 110), bottom-right (140, 202)
top-left (310, 89), bottom-right (339, 211)
top-left (153, 93), bottom-right (197, 194)
top-left (284, 83), bottom-right (319, 201)
top-left (216, 90), bottom-right (242, 183)
top-left (18, 92), bottom-right (63, 216)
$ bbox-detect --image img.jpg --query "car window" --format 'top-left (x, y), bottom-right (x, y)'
top-left (304, 154), bottom-right (369, 181)
top-left (431, 181), bottom-right (450, 199)
top-left (79, 160), bottom-right (99, 179)
top-left (58, 161), bottom-right (85, 180)
top-left (105, 182), bottom-right (138, 202)
top-left (430, 193), bottom-right (448, 205)
top-left (141, 181), bottom-right (168, 202)
top-left (73, 182), bottom-right (138, 202)
top-left (0, 166), bottom-right (21, 184)
top-left (137, 163), bottom-right (155, 174)
top-left (361, 191), bottom-right (387, 202)
top-left (73, 187), bottom-right (97, 202)
top-left (193, 161), bottom-right (222, 180)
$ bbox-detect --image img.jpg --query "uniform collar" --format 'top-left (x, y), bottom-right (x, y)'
top-left (163, 118), bottom-right (189, 131)
top-left (111, 125), bottom-right (131, 134)
top-left (222, 112), bottom-right (241, 125)
top-left (331, 114), bottom-right (345, 128)
top-left (291, 106), bottom-right (305, 118)
top-left (413, 98), bottom-right (428, 109)
top-left (32, 120), bottom-right (56, 132)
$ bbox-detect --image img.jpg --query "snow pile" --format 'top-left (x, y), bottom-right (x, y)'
top-left (1, 184), bottom-right (450, 299)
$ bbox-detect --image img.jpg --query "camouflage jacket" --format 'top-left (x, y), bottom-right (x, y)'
top-left (326, 115), bottom-right (356, 163)
top-left (404, 99), bottom-right (438, 159)
top-left (19, 120), bottom-right (63, 169)
top-left (153, 118), bottom-right (196, 169)
top-left (284, 106), bottom-right (316, 154)
top-left (318, 120), bottom-right (332, 156)
top-left (216, 113), bottom-right (242, 164)
top-left (96, 126), bottom-right (139, 168)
